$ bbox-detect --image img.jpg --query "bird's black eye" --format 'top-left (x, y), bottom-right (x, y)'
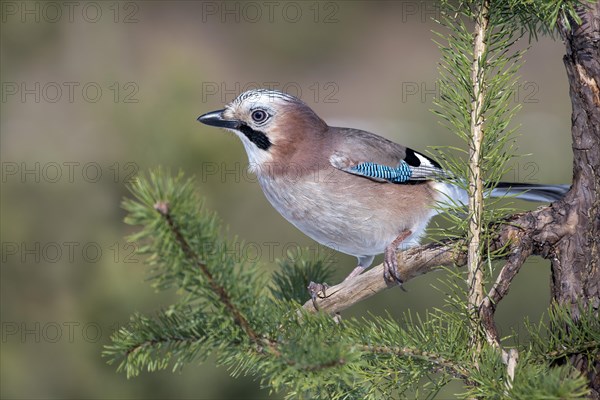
top-left (251, 110), bottom-right (268, 123)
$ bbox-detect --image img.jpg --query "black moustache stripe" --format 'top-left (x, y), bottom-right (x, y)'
top-left (239, 124), bottom-right (272, 150)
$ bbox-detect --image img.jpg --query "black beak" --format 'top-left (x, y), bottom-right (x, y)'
top-left (197, 109), bottom-right (240, 129)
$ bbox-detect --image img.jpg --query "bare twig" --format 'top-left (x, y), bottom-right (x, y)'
top-left (504, 349), bottom-right (519, 388)
top-left (480, 240), bottom-right (532, 346)
top-left (302, 206), bottom-right (570, 315)
top-left (480, 240), bottom-right (531, 386)
top-left (303, 240), bottom-right (465, 314)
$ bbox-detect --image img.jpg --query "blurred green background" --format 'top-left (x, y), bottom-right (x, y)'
top-left (1, 1), bottom-right (572, 399)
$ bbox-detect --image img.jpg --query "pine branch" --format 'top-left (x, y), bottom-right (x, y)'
top-left (153, 200), bottom-right (260, 344)
top-left (364, 345), bottom-right (470, 380)
top-left (467, 0), bottom-right (490, 357)
top-left (103, 308), bottom-right (215, 377)
top-left (528, 303), bottom-right (600, 364)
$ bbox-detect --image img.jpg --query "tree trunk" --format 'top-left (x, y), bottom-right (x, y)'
top-left (556, 2), bottom-right (600, 396)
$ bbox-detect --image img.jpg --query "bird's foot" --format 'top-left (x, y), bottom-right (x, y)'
top-left (383, 247), bottom-right (403, 285)
top-left (383, 230), bottom-right (412, 288)
top-left (307, 281), bottom-right (330, 310)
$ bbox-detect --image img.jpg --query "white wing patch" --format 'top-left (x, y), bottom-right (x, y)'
top-left (415, 152), bottom-right (435, 168)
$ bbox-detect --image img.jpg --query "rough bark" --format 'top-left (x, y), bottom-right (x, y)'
top-left (555, 2), bottom-right (600, 314)
top-left (556, 2), bottom-right (600, 396)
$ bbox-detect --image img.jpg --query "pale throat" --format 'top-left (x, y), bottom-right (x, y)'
top-left (234, 132), bottom-right (275, 175)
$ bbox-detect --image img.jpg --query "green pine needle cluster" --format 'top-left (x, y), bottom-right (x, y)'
top-left (431, 2), bottom-right (528, 248)
top-left (103, 169), bottom-right (596, 399)
top-left (271, 254), bottom-right (335, 304)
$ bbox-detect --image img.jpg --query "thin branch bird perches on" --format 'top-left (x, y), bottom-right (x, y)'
top-left (302, 201), bottom-right (575, 315)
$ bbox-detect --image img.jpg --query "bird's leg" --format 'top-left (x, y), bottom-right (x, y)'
top-left (383, 230), bottom-right (412, 285)
top-left (308, 255), bottom-right (375, 304)
top-left (344, 266), bottom-right (365, 281)
top-left (343, 255), bottom-right (375, 281)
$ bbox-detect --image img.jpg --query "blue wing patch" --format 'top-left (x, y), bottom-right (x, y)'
top-left (329, 150), bottom-right (447, 183)
top-left (349, 161), bottom-right (413, 183)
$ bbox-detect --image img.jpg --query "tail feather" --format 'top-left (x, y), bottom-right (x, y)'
top-left (490, 182), bottom-right (570, 202)
top-left (433, 181), bottom-right (570, 208)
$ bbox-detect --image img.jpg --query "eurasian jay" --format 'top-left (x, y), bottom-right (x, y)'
top-left (198, 89), bottom-right (568, 284)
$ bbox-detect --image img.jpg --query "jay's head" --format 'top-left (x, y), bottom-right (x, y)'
top-left (198, 89), bottom-right (327, 167)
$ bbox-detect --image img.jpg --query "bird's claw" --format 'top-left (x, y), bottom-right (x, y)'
top-left (383, 249), bottom-right (406, 290)
top-left (307, 281), bottom-right (330, 310)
